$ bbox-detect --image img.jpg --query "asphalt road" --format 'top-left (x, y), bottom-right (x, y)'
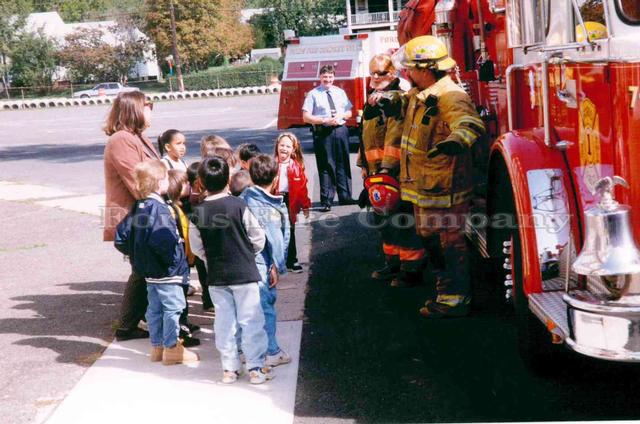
top-left (294, 208), bottom-right (640, 422)
top-left (0, 94), bottom-right (315, 194)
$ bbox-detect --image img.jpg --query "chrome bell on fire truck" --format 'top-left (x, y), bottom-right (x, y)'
top-left (572, 176), bottom-right (640, 300)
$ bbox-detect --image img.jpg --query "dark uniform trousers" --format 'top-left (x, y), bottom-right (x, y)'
top-left (119, 270), bottom-right (148, 331)
top-left (313, 125), bottom-right (352, 205)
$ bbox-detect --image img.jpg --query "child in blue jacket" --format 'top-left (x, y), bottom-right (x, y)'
top-left (115, 159), bottom-right (199, 366)
top-left (240, 154), bottom-right (292, 367)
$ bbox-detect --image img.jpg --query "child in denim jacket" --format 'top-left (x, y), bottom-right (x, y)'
top-left (240, 154), bottom-right (292, 367)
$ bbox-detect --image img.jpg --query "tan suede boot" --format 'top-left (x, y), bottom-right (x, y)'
top-left (162, 342), bottom-right (200, 365)
top-left (150, 346), bottom-right (164, 362)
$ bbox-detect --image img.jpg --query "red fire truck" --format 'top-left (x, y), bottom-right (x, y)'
top-left (277, 30), bottom-right (400, 130)
top-left (397, 0), bottom-right (640, 364)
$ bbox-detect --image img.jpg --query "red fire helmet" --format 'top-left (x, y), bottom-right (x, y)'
top-left (364, 174), bottom-right (401, 215)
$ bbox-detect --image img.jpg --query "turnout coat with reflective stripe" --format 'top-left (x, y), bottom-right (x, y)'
top-left (359, 78), bottom-right (405, 175)
top-left (400, 75), bottom-right (484, 209)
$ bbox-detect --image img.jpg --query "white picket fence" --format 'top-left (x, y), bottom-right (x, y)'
top-left (0, 84), bottom-right (281, 111)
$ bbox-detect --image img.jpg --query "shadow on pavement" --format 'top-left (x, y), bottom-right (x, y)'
top-left (0, 126), bottom-right (360, 163)
top-left (1, 281), bottom-right (123, 366)
top-left (295, 210), bottom-right (640, 423)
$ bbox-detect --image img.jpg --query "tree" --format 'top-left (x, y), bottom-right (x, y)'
top-left (250, 0), bottom-right (345, 48)
top-left (31, 0), bottom-right (105, 22)
top-left (145, 0), bottom-right (220, 72)
top-left (109, 18), bottom-right (152, 81)
top-left (0, 0), bottom-right (32, 97)
top-left (145, 0), bottom-right (253, 72)
top-left (9, 29), bottom-right (58, 88)
top-left (58, 22), bottom-right (150, 83)
top-left (58, 27), bottom-right (113, 82)
top-left (210, 0), bottom-right (253, 61)
top-left (31, 0), bottom-right (146, 23)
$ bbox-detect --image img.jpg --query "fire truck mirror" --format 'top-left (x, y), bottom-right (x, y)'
top-left (478, 60), bottom-right (496, 82)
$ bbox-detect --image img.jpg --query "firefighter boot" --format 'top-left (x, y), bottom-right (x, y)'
top-left (419, 293), bottom-right (471, 318)
top-left (371, 255), bottom-right (400, 280)
top-left (390, 270), bottom-right (422, 288)
top-left (390, 260), bottom-right (423, 288)
top-left (419, 232), bottom-right (471, 318)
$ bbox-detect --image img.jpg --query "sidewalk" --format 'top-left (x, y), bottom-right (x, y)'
top-left (0, 181), bottom-right (311, 424)
top-left (40, 223), bottom-right (311, 424)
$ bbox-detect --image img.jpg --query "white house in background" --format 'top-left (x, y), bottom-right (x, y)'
top-left (250, 48), bottom-right (281, 63)
top-left (345, 0), bottom-right (407, 33)
top-left (240, 8), bottom-right (269, 24)
top-left (24, 12), bottom-right (160, 81)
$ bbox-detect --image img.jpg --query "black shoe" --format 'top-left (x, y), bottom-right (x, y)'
top-left (115, 328), bottom-right (149, 341)
top-left (181, 335), bottom-right (201, 347)
top-left (320, 204), bottom-right (332, 212)
top-left (187, 323), bottom-right (201, 333)
top-left (287, 263), bottom-right (304, 273)
top-left (179, 325), bottom-right (192, 338)
top-left (338, 198), bottom-right (358, 206)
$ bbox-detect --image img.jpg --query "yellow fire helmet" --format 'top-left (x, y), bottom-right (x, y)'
top-left (576, 21), bottom-right (608, 43)
top-left (392, 35), bottom-right (456, 71)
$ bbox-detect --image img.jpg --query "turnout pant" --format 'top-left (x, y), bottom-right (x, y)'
top-left (313, 125), bottom-right (352, 205)
top-left (413, 203), bottom-right (470, 297)
top-left (376, 200), bottom-right (425, 271)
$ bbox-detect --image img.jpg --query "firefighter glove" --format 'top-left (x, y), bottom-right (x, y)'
top-left (363, 104), bottom-right (382, 120)
top-left (427, 139), bottom-right (466, 158)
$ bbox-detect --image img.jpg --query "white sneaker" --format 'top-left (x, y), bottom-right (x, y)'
top-left (249, 367), bottom-right (275, 385)
top-left (265, 350), bottom-right (292, 367)
top-left (221, 370), bottom-right (239, 384)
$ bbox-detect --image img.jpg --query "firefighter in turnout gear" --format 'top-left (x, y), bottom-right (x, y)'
top-left (395, 35), bottom-right (485, 317)
top-left (358, 54), bottom-right (425, 288)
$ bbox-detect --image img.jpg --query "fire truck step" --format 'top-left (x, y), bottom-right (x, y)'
top-left (527, 291), bottom-right (585, 343)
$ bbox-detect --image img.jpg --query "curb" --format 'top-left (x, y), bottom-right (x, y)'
top-left (0, 85), bottom-right (281, 111)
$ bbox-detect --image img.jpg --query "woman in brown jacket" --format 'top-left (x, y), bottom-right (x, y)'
top-left (103, 91), bottom-right (160, 341)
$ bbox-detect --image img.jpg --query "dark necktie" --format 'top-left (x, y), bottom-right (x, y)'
top-left (326, 90), bottom-right (337, 117)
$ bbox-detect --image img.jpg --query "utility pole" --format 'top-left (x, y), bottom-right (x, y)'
top-left (169, 0), bottom-right (185, 92)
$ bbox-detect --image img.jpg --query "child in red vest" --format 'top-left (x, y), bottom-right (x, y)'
top-left (273, 132), bottom-right (311, 273)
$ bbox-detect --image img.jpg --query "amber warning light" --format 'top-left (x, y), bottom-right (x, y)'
top-left (344, 34), bottom-right (368, 40)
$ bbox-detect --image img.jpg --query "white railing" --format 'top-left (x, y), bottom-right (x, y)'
top-left (351, 11), bottom-right (400, 25)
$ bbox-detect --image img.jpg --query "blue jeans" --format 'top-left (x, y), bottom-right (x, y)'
top-left (146, 284), bottom-right (185, 348)
top-left (257, 262), bottom-right (280, 356)
top-left (210, 283), bottom-right (267, 371)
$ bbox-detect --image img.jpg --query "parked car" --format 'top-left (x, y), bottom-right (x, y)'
top-left (72, 82), bottom-right (139, 98)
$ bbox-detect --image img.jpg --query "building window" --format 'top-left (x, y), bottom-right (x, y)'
top-left (356, 0), bottom-right (368, 13)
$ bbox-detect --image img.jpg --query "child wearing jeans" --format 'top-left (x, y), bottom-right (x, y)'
top-left (115, 160), bottom-right (199, 365)
top-left (189, 156), bottom-right (273, 384)
top-left (273, 132), bottom-right (311, 273)
top-left (166, 169), bottom-right (201, 347)
top-left (240, 154), bottom-right (291, 367)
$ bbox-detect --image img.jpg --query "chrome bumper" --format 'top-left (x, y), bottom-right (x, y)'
top-left (564, 291), bottom-right (640, 361)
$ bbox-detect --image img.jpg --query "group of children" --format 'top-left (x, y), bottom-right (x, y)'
top-left (115, 130), bottom-right (311, 384)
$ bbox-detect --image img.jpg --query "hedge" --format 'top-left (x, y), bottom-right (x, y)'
top-left (166, 60), bottom-right (283, 91)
